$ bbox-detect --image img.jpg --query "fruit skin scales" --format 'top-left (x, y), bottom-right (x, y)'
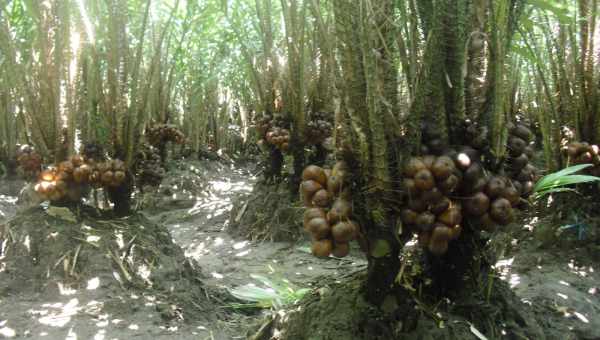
top-left (332, 221), bottom-right (357, 243)
top-left (301, 122), bottom-right (532, 258)
top-left (300, 162), bottom-right (360, 258)
top-left (257, 115), bottom-right (293, 152)
top-left (564, 141), bottom-right (600, 176)
top-left (35, 155), bottom-right (129, 204)
top-left (401, 150), bottom-right (520, 256)
top-left (327, 199), bottom-right (352, 224)
top-left (504, 123), bottom-right (539, 199)
top-left (308, 218), bottom-right (330, 240)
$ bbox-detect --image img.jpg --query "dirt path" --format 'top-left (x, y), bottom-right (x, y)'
top-left (0, 161), bottom-right (365, 340)
top-left (494, 223), bottom-right (600, 340)
top-left (143, 159), bottom-right (367, 338)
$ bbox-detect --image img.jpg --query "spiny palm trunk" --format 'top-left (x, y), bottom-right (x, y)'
top-left (335, 0), bottom-right (400, 305)
top-left (281, 0), bottom-right (308, 192)
top-left (482, 0), bottom-right (525, 163)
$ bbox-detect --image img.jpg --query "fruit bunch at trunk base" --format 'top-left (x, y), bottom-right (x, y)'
top-left (300, 162), bottom-right (359, 258)
top-left (16, 145), bottom-right (42, 180)
top-left (35, 155), bottom-right (91, 202)
top-left (265, 127), bottom-right (290, 152)
top-left (504, 123), bottom-right (538, 198)
top-left (89, 159), bottom-right (127, 189)
top-left (401, 152), bottom-right (520, 256)
top-left (34, 155), bottom-right (128, 204)
top-left (256, 114), bottom-right (291, 153)
top-left (563, 141), bottom-right (600, 176)
top-left (402, 155), bottom-right (463, 255)
top-left (145, 124), bottom-right (186, 165)
top-left (134, 143), bottom-right (165, 188)
top-left (305, 111), bottom-right (333, 145)
top-left (146, 124), bottom-right (186, 146)
top-left (463, 175), bottom-right (519, 230)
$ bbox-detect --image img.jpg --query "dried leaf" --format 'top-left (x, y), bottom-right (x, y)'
top-left (46, 206), bottom-right (77, 223)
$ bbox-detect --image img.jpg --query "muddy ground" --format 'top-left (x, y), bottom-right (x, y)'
top-left (0, 159), bottom-right (599, 339)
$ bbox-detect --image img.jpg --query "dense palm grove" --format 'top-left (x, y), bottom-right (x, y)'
top-left (1, 0), bottom-right (600, 339)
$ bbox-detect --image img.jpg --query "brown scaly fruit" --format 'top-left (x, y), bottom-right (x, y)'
top-left (331, 243), bottom-right (350, 258)
top-left (312, 239), bottom-right (333, 257)
top-left (464, 192), bottom-right (490, 217)
top-left (414, 169), bottom-right (435, 191)
top-left (307, 218), bottom-right (331, 240)
top-left (327, 198), bottom-right (352, 224)
top-left (304, 208), bottom-right (327, 228)
top-left (490, 198), bottom-right (514, 226)
top-left (302, 165), bottom-right (328, 186)
top-left (431, 156), bottom-right (455, 180)
top-left (331, 221), bottom-right (357, 243)
top-left (428, 225), bottom-right (452, 256)
top-left (300, 180), bottom-right (323, 206)
top-left (312, 189), bottom-right (331, 208)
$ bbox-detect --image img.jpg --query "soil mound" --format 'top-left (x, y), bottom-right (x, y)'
top-left (0, 206), bottom-right (223, 324)
top-left (251, 272), bottom-right (557, 340)
top-left (229, 181), bottom-right (303, 242)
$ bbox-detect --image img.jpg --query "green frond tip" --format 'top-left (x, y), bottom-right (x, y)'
top-left (532, 164), bottom-right (600, 200)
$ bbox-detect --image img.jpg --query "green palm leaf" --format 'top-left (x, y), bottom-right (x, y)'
top-left (229, 274), bottom-right (310, 310)
top-left (532, 164), bottom-right (600, 200)
top-left (533, 164), bottom-right (593, 192)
